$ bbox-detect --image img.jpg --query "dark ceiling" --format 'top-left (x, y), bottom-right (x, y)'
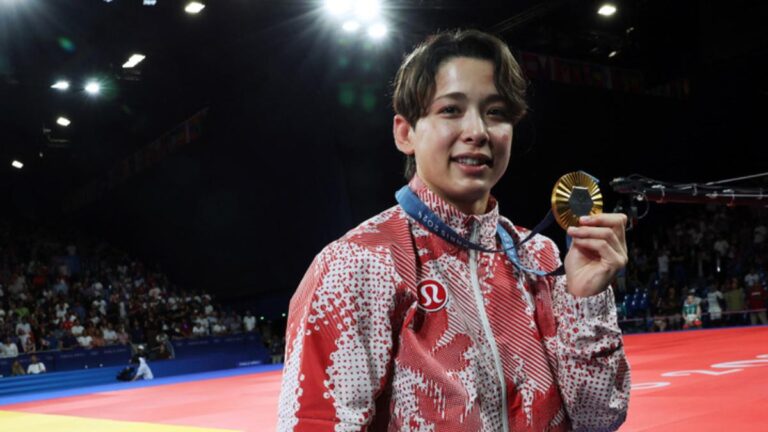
top-left (1, 0), bottom-right (766, 307)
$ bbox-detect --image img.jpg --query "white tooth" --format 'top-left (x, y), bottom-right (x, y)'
top-left (457, 157), bottom-right (483, 166)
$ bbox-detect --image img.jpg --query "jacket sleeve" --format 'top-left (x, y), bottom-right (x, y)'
top-left (277, 240), bottom-right (397, 432)
top-left (550, 251), bottom-right (631, 431)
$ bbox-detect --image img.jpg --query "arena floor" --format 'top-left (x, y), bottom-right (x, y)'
top-left (0, 326), bottom-right (765, 431)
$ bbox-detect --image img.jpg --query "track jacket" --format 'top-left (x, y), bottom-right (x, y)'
top-left (278, 176), bottom-right (630, 431)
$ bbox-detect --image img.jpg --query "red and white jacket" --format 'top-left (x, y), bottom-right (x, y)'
top-left (278, 177), bottom-right (630, 431)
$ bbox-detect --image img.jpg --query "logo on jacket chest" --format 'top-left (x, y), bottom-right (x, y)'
top-left (417, 279), bottom-right (448, 312)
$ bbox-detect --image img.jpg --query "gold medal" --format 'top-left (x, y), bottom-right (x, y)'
top-left (551, 171), bottom-right (603, 229)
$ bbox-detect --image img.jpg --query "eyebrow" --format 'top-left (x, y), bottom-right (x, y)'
top-left (432, 92), bottom-right (507, 105)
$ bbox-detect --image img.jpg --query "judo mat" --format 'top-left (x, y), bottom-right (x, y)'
top-left (0, 326), bottom-right (765, 431)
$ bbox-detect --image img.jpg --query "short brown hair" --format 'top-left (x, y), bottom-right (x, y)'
top-left (392, 29), bottom-right (528, 180)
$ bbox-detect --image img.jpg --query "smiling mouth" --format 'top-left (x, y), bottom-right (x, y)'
top-left (451, 156), bottom-right (492, 167)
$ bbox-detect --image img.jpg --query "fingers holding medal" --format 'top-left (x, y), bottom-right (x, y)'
top-left (555, 171), bottom-right (628, 297)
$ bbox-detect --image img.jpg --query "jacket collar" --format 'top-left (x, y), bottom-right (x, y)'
top-left (408, 176), bottom-right (500, 250)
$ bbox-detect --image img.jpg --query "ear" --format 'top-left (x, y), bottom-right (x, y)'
top-left (393, 114), bottom-right (415, 155)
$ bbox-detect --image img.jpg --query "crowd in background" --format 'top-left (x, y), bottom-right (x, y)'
top-left (613, 204), bottom-right (767, 333)
top-left (0, 221), bottom-right (285, 374)
top-left (1, 203), bottom-right (766, 372)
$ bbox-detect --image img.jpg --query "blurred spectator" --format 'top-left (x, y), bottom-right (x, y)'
top-left (682, 292), bottom-right (702, 330)
top-left (664, 288), bottom-right (682, 330)
top-left (11, 359), bottom-right (25, 376)
top-left (77, 331), bottom-right (93, 349)
top-left (745, 267), bottom-right (760, 289)
top-left (657, 249), bottom-right (670, 280)
top-left (41, 329), bottom-right (60, 351)
top-left (747, 281), bottom-right (767, 325)
top-left (89, 324), bottom-right (106, 348)
top-left (651, 291), bottom-right (670, 332)
top-left (1, 336), bottom-right (19, 358)
top-left (270, 337), bottom-right (285, 364)
top-left (61, 332), bottom-right (78, 349)
top-left (212, 320), bottom-right (227, 335)
top-left (192, 320), bottom-right (207, 337)
top-left (70, 319), bottom-right (84, 337)
top-left (129, 320), bottom-right (145, 344)
top-left (243, 310), bottom-right (256, 333)
top-left (102, 323), bottom-right (118, 345)
top-left (706, 283), bottom-right (724, 326)
top-left (155, 343), bottom-right (172, 360)
top-left (132, 354), bottom-right (154, 381)
top-left (26, 355), bottom-right (46, 374)
top-left (116, 325), bottom-right (131, 345)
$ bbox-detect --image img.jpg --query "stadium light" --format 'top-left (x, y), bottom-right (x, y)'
top-left (342, 20), bottom-right (360, 33)
top-left (51, 80), bottom-right (70, 90)
top-left (122, 53), bottom-right (146, 68)
top-left (354, 0), bottom-right (381, 21)
top-left (598, 4), bottom-right (617, 16)
top-left (56, 117), bottom-right (71, 127)
top-left (367, 23), bottom-right (387, 40)
top-left (325, 0), bottom-right (353, 17)
top-left (143, 0), bottom-right (157, 5)
top-left (84, 81), bottom-right (101, 95)
top-left (11, 160), bottom-right (23, 169)
top-left (185, 2), bottom-right (205, 14)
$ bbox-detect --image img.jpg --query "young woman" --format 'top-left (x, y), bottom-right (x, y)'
top-left (278, 29), bottom-right (630, 432)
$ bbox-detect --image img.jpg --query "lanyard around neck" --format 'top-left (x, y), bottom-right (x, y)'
top-left (395, 186), bottom-right (564, 277)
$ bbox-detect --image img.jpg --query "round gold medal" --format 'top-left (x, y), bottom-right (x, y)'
top-left (551, 171), bottom-right (603, 229)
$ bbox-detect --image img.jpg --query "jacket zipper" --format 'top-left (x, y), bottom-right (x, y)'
top-left (469, 222), bottom-right (509, 432)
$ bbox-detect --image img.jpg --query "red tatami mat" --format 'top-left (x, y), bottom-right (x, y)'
top-left (1, 371), bottom-right (282, 431)
top-left (2, 327), bottom-right (766, 431)
top-left (620, 326), bottom-right (767, 431)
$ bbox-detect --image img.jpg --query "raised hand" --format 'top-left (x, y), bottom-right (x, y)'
top-left (564, 214), bottom-right (629, 297)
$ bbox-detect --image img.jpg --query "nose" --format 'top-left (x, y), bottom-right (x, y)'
top-left (461, 108), bottom-right (489, 146)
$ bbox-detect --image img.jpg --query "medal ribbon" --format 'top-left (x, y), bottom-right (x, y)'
top-left (395, 186), bottom-right (565, 277)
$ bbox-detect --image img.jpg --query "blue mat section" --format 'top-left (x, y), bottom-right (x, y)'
top-left (0, 334), bottom-right (273, 402)
top-left (0, 333), bottom-right (270, 377)
top-left (0, 363), bottom-right (283, 407)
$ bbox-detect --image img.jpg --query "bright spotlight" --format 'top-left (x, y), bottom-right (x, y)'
top-left (367, 23), bottom-right (387, 40)
top-left (12, 160), bottom-right (24, 169)
top-left (51, 80), bottom-right (70, 90)
top-left (342, 20), bottom-right (360, 33)
top-left (143, 0), bottom-right (157, 5)
top-left (185, 2), bottom-right (205, 14)
top-left (56, 117), bottom-right (71, 127)
top-left (325, 0), bottom-right (353, 16)
top-left (84, 81), bottom-right (101, 94)
top-left (598, 4), bottom-right (617, 16)
top-left (354, 0), bottom-right (381, 21)
top-left (122, 53), bottom-right (146, 69)
top-left (608, 50), bottom-right (618, 58)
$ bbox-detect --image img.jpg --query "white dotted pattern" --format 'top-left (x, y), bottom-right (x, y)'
top-left (277, 178), bottom-right (629, 432)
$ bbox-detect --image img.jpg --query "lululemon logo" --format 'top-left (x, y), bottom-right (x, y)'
top-left (417, 280), bottom-right (448, 312)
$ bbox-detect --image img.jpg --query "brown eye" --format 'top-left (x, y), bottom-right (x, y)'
top-left (439, 105), bottom-right (460, 115)
top-left (488, 107), bottom-right (508, 117)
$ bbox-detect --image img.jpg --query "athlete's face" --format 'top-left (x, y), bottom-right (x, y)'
top-left (394, 57), bottom-right (513, 214)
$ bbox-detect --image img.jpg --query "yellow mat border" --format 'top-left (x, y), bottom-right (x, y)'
top-left (0, 410), bottom-right (241, 432)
